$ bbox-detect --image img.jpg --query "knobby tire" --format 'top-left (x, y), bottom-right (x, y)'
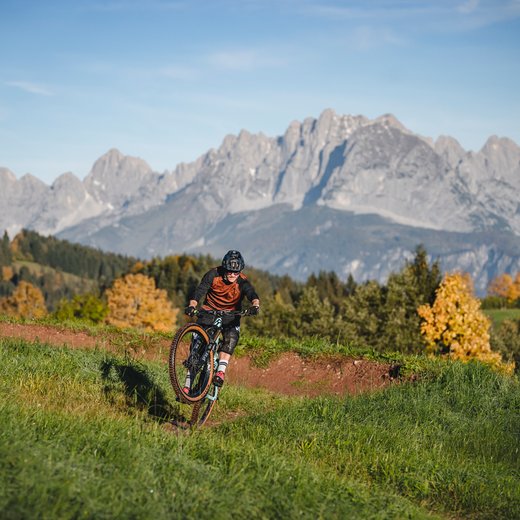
top-left (169, 323), bottom-right (214, 404)
top-left (190, 385), bottom-right (218, 427)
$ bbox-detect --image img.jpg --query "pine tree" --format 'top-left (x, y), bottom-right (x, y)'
top-left (408, 244), bottom-right (441, 305)
top-left (296, 286), bottom-right (336, 337)
top-left (345, 273), bottom-right (357, 297)
top-left (381, 246), bottom-right (441, 353)
top-left (245, 291), bottom-right (298, 338)
top-left (0, 231), bottom-right (11, 267)
top-left (341, 280), bottom-right (385, 348)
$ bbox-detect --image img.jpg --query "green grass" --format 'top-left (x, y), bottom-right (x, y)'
top-left (1, 337), bottom-right (519, 519)
top-left (484, 308), bottom-right (520, 329)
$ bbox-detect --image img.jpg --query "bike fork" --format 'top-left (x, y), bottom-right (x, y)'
top-left (206, 386), bottom-right (220, 401)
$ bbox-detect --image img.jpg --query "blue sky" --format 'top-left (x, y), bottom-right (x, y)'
top-left (1, 0), bottom-right (519, 185)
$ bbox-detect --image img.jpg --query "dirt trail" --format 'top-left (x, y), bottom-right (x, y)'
top-left (0, 322), bottom-right (400, 397)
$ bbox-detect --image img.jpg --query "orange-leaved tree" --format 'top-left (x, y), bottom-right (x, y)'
top-left (417, 272), bottom-right (508, 370)
top-left (0, 281), bottom-right (47, 319)
top-left (487, 272), bottom-right (520, 303)
top-left (105, 273), bottom-right (178, 332)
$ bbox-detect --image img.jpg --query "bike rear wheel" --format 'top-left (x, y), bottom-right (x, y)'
top-left (169, 323), bottom-right (213, 404)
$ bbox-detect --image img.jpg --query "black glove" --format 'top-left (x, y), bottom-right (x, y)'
top-left (184, 306), bottom-right (196, 317)
top-left (248, 305), bottom-right (260, 316)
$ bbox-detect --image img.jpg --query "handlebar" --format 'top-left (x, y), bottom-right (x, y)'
top-left (194, 308), bottom-right (257, 317)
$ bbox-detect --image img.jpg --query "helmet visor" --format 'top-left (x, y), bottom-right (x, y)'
top-left (226, 259), bottom-right (242, 272)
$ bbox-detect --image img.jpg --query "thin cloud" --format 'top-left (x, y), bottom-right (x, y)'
top-left (349, 25), bottom-right (407, 50)
top-left (302, 0), bottom-right (520, 26)
top-left (207, 49), bottom-right (286, 71)
top-left (452, 0), bottom-right (520, 29)
top-left (302, 2), bottom-right (445, 20)
top-left (74, 59), bottom-right (201, 83)
top-left (458, 0), bottom-right (480, 13)
top-left (83, 0), bottom-right (187, 12)
top-left (5, 81), bottom-right (53, 96)
top-left (159, 65), bottom-right (200, 81)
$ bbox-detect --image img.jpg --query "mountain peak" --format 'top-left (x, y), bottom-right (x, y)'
top-left (86, 149), bottom-right (152, 180)
top-left (88, 148), bottom-right (125, 174)
top-left (434, 135), bottom-right (466, 167)
top-left (82, 149), bottom-right (155, 206)
top-left (374, 113), bottom-right (408, 132)
top-left (0, 167), bottom-right (17, 183)
top-left (480, 135), bottom-right (519, 154)
top-left (20, 173), bottom-right (46, 187)
top-left (105, 147), bottom-right (124, 157)
top-left (52, 172), bottom-right (82, 189)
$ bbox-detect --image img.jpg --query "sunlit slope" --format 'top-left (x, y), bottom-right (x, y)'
top-left (1, 338), bottom-right (518, 519)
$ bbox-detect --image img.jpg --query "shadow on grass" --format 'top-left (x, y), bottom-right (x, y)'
top-left (100, 359), bottom-right (186, 424)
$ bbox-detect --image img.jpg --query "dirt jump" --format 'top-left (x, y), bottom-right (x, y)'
top-left (0, 322), bottom-right (400, 397)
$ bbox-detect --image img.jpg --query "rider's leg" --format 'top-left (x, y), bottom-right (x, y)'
top-left (214, 325), bottom-right (240, 386)
top-left (216, 352), bottom-right (230, 376)
top-left (183, 370), bottom-right (192, 393)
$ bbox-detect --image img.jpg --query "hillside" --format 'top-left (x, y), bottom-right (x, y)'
top-left (1, 326), bottom-right (518, 519)
top-left (0, 229), bottom-right (137, 311)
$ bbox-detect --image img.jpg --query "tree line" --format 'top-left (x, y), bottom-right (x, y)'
top-left (0, 229), bottom-right (519, 371)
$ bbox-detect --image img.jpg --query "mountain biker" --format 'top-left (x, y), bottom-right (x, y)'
top-left (184, 250), bottom-right (260, 390)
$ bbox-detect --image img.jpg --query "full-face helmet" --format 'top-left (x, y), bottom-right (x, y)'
top-left (222, 250), bottom-right (245, 273)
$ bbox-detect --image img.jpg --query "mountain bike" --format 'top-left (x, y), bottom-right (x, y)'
top-left (169, 308), bottom-right (255, 427)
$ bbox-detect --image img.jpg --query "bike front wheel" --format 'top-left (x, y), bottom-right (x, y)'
top-left (169, 323), bottom-right (214, 404)
top-left (190, 384), bottom-right (218, 427)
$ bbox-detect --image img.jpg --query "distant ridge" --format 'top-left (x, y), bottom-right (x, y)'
top-left (1, 109), bottom-right (519, 293)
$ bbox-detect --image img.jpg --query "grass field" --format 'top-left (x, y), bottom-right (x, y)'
top-left (484, 308), bottom-right (520, 329)
top-left (1, 336), bottom-right (519, 519)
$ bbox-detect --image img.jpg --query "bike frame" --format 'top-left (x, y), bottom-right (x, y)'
top-left (193, 308), bottom-right (251, 403)
top-left (200, 315), bottom-right (224, 402)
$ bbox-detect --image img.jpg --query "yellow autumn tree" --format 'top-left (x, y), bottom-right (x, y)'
top-left (417, 272), bottom-right (507, 370)
top-left (106, 273), bottom-right (178, 332)
top-left (0, 281), bottom-right (47, 319)
top-left (130, 260), bottom-right (146, 274)
top-left (1, 265), bottom-right (13, 282)
top-left (515, 273), bottom-right (520, 302)
top-left (487, 273), bottom-right (520, 303)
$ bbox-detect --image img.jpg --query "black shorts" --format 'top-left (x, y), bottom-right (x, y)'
top-left (196, 312), bottom-right (241, 355)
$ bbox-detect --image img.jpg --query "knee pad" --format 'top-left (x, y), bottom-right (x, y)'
top-left (220, 326), bottom-right (240, 355)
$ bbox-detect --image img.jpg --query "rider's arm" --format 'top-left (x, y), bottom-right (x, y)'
top-left (189, 269), bottom-right (217, 306)
top-left (240, 278), bottom-right (259, 307)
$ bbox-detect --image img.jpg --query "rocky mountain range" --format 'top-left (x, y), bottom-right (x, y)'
top-left (1, 109), bottom-right (519, 294)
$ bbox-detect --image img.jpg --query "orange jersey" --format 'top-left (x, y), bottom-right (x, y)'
top-left (191, 267), bottom-right (259, 311)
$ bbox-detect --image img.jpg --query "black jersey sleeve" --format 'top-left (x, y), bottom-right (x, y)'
top-left (190, 269), bottom-right (217, 303)
top-left (239, 277), bottom-right (259, 302)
